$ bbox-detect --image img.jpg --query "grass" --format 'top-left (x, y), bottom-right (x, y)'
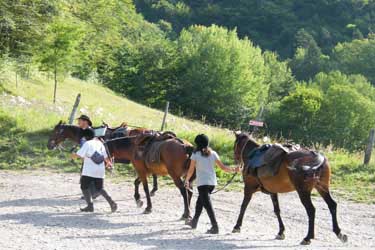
top-left (0, 67), bottom-right (374, 203)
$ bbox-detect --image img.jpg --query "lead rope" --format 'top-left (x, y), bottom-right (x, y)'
top-left (103, 140), bottom-right (115, 177)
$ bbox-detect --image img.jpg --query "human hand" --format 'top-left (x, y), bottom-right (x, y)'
top-left (184, 180), bottom-right (190, 188)
top-left (233, 166), bottom-right (241, 173)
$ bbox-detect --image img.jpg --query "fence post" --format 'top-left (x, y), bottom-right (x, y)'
top-left (68, 93), bottom-right (81, 125)
top-left (364, 128), bottom-right (375, 165)
top-left (160, 101), bottom-right (170, 131)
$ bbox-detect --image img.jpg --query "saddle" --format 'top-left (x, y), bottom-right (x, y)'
top-left (246, 143), bottom-right (325, 179)
top-left (246, 143), bottom-right (299, 178)
top-left (93, 122), bottom-right (129, 139)
top-left (135, 131), bottom-right (179, 165)
top-left (286, 150), bottom-right (325, 176)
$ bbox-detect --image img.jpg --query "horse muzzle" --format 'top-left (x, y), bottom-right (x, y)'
top-left (47, 140), bottom-right (57, 150)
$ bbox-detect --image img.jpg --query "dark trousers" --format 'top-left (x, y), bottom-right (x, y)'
top-left (193, 185), bottom-right (218, 227)
top-left (80, 176), bottom-right (104, 191)
top-left (80, 175), bottom-right (114, 206)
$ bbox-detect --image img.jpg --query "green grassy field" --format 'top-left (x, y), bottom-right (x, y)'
top-left (0, 68), bottom-right (374, 203)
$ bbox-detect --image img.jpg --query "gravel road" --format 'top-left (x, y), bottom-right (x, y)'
top-left (0, 170), bottom-right (374, 250)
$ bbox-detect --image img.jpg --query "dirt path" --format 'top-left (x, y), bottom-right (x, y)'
top-left (0, 170), bottom-right (374, 250)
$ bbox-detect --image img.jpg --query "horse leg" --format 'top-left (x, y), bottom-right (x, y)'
top-left (232, 184), bottom-right (254, 233)
top-left (297, 190), bottom-right (315, 245)
top-left (134, 177), bottom-right (143, 208)
top-left (172, 176), bottom-right (191, 220)
top-left (316, 185), bottom-right (348, 243)
top-left (271, 193), bottom-right (285, 240)
top-left (141, 177), bottom-right (152, 214)
top-left (150, 174), bottom-right (158, 197)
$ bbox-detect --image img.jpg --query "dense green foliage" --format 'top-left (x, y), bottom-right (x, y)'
top-left (135, 0), bottom-right (374, 58)
top-left (1, 0), bottom-right (375, 151)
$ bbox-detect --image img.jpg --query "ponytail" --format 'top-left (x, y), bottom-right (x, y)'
top-left (201, 147), bottom-right (211, 157)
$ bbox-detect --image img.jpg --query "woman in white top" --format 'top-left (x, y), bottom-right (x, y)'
top-left (185, 134), bottom-right (239, 234)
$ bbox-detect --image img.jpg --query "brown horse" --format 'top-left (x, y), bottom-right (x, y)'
top-left (105, 135), bottom-right (195, 218)
top-left (232, 132), bottom-right (347, 245)
top-left (47, 121), bottom-right (159, 195)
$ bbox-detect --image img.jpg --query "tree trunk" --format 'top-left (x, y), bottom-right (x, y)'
top-left (53, 63), bottom-right (57, 104)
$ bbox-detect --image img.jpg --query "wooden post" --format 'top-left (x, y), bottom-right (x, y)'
top-left (364, 128), bottom-right (375, 165)
top-left (160, 101), bottom-right (169, 131)
top-left (68, 93), bottom-right (81, 125)
top-left (53, 62), bottom-right (57, 104)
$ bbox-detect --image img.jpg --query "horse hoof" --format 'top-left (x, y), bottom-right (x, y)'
top-left (143, 208), bottom-right (152, 214)
top-left (338, 233), bottom-right (348, 243)
top-left (150, 190), bottom-right (157, 197)
top-left (275, 233), bottom-right (285, 240)
top-left (136, 200), bottom-right (143, 208)
top-left (300, 239), bottom-right (311, 245)
top-left (232, 228), bottom-right (241, 233)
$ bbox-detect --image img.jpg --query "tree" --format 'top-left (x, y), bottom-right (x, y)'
top-left (173, 25), bottom-right (268, 127)
top-left (263, 51), bottom-right (295, 103)
top-left (266, 85), bottom-right (323, 146)
top-left (34, 18), bottom-right (82, 103)
top-left (317, 84), bottom-right (375, 150)
top-left (332, 37), bottom-right (375, 84)
top-left (289, 41), bottom-right (329, 81)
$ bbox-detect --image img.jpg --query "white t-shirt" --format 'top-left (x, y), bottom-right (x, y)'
top-left (77, 139), bottom-right (108, 179)
top-left (191, 150), bottom-right (219, 187)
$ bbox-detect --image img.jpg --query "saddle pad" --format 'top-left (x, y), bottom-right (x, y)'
top-left (248, 144), bottom-right (271, 169)
top-left (94, 127), bottom-right (107, 137)
top-left (111, 127), bottom-right (127, 138)
top-left (247, 144), bottom-right (288, 177)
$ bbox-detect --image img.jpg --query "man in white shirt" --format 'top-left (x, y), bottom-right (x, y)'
top-left (71, 128), bottom-right (117, 212)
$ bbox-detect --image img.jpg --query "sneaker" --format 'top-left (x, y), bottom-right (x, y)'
top-left (206, 226), bottom-right (219, 234)
top-left (186, 218), bottom-right (198, 229)
top-left (110, 202), bottom-right (118, 213)
top-left (80, 203), bottom-right (94, 212)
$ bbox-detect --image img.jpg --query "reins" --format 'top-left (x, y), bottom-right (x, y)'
top-left (211, 172), bottom-right (237, 194)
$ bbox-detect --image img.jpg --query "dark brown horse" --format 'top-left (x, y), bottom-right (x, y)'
top-left (233, 132), bottom-right (347, 245)
top-left (47, 121), bottom-right (159, 195)
top-left (105, 135), bottom-right (194, 218)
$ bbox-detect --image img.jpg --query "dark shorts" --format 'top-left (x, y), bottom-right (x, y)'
top-left (80, 176), bottom-right (103, 191)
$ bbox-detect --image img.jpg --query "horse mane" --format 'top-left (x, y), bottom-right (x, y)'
top-left (236, 132), bottom-right (260, 147)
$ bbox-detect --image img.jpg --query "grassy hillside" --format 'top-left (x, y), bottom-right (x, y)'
top-left (0, 68), bottom-right (374, 203)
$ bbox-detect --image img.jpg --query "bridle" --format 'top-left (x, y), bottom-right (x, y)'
top-left (234, 136), bottom-right (251, 169)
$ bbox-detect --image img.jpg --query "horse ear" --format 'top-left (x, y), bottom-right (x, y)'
top-left (58, 120), bottom-right (62, 125)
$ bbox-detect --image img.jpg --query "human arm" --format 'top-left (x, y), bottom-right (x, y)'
top-left (184, 160), bottom-right (196, 187)
top-left (216, 159), bottom-right (240, 173)
top-left (71, 143), bottom-right (88, 160)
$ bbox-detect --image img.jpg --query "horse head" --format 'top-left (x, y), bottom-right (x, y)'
top-left (47, 121), bottom-right (81, 150)
top-left (233, 131), bottom-right (259, 164)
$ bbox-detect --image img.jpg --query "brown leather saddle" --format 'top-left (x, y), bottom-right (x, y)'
top-left (247, 142), bottom-right (325, 179)
top-left (135, 131), bottom-right (179, 165)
